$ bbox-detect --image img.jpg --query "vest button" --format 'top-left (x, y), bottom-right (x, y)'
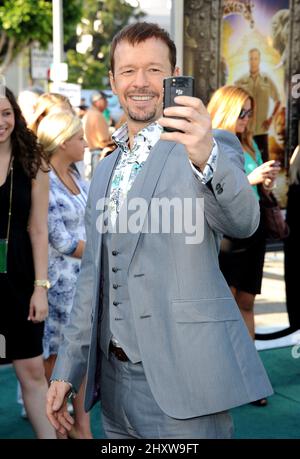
top-left (113, 301), bottom-right (120, 306)
top-left (113, 284), bottom-right (119, 289)
top-left (112, 267), bottom-right (119, 273)
top-left (112, 250), bottom-right (119, 256)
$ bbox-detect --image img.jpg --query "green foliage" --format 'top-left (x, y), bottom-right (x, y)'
top-left (66, 0), bottom-right (145, 88)
top-left (0, 0), bottom-right (83, 70)
top-left (62, 0), bottom-right (84, 44)
top-left (0, 0), bottom-right (52, 48)
top-left (67, 49), bottom-right (107, 88)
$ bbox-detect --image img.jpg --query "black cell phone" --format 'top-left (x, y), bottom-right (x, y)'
top-left (163, 76), bottom-right (195, 132)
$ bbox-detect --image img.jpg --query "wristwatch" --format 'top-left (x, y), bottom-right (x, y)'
top-left (50, 379), bottom-right (77, 399)
top-left (34, 279), bottom-right (51, 290)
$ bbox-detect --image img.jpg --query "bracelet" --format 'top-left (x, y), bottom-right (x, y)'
top-left (34, 279), bottom-right (51, 290)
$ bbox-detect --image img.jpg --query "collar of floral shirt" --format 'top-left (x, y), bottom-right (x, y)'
top-left (112, 121), bottom-right (163, 154)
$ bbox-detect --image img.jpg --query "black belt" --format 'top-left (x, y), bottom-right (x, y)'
top-left (109, 342), bottom-right (129, 362)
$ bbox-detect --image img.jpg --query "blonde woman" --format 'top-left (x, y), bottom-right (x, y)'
top-left (17, 91), bottom-right (75, 419)
top-left (37, 111), bottom-right (92, 438)
top-left (207, 86), bottom-right (280, 406)
top-left (29, 93), bottom-right (74, 134)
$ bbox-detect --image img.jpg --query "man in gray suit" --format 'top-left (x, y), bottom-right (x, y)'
top-left (46, 22), bottom-right (272, 439)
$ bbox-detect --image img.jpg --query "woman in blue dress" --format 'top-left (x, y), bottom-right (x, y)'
top-left (37, 111), bottom-right (92, 438)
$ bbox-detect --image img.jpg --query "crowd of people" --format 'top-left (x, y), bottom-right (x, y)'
top-left (0, 21), bottom-right (298, 440)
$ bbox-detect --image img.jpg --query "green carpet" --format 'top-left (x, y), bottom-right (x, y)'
top-left (0, 347), bottom-right (299, 439)
top-left (0, 366), bottom-right (104, 439)
top-left (232, 346), bottom-right (300, 439)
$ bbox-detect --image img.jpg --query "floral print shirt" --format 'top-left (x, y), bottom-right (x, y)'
top-left (110, 122), bottom-right (218, 225)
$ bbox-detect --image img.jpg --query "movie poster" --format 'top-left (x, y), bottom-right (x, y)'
top-left (221, 0), bottom-right (290, 207)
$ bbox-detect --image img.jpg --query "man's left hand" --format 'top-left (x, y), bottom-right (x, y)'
top-left (159, 96), bottom-right (214, 171)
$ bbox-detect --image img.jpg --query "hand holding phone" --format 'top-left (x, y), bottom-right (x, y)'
top-left (272, 161), bottom-right (281, 168)
top-left (160, 79), bottom-right (214, 169)
top-left (163, 76), bottom-right (195, 132)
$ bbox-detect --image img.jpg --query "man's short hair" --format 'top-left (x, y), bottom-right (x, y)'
top-left (110, 22), bottom-right (177, 75)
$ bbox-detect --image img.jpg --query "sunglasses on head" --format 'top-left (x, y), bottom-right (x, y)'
top-left (239, 108), bottom-right (253, 119)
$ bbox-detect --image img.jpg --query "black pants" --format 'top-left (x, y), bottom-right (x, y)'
top-left (254, 134), bottom-right (269, 162)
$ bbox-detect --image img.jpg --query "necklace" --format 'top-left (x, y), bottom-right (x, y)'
top-left (0, 157), bottom-right (13, 274)
top-left (51, 164), bottom-right (80, 195)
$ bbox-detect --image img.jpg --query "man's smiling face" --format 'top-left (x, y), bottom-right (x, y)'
top-left (110, 37), bottom-right (179, 127)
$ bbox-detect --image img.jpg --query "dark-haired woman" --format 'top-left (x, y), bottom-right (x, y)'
top-left (0, 88), bottom-right (55, 438)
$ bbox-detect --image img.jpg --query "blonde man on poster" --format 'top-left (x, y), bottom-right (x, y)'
top-left (235, 48), bottom-right (281, 162)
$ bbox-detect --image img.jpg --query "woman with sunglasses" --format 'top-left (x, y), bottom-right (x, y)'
top-left (207, 85), bottom-right (280, 407)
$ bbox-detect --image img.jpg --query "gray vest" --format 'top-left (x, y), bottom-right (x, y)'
top-left (99, 230), bottom-right (142, 363)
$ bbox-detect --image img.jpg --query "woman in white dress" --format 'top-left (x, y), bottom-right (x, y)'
top-left (37, 111), bottom-right (92, 438)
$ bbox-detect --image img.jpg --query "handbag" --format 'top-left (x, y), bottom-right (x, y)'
top-left (260, 190), bottom-right (289, 240)
top-left (0, 239), bottom-right (8, 273)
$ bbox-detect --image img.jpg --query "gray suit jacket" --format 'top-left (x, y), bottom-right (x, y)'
top-left (53, 129), bottom-right (273, 418)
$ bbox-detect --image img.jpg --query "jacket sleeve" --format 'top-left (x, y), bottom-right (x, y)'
top-left (51, 180), bottom-right (96, 391)
top-left (194, 129), bottom-right (260, 238)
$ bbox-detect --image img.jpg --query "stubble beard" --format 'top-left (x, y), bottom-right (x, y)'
top-left (127, 108), bottom-right (158, 123)
top-left (125, 89), bottom-right (161, 123)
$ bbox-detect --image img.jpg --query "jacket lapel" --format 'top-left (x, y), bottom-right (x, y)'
top-left (111, 139), bottom-right (176, 268)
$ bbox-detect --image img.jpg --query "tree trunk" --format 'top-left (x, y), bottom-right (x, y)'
top-left (0, 37), bottom-right (16, 75)
top-left (0, 31), bottom-right (7, 54)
